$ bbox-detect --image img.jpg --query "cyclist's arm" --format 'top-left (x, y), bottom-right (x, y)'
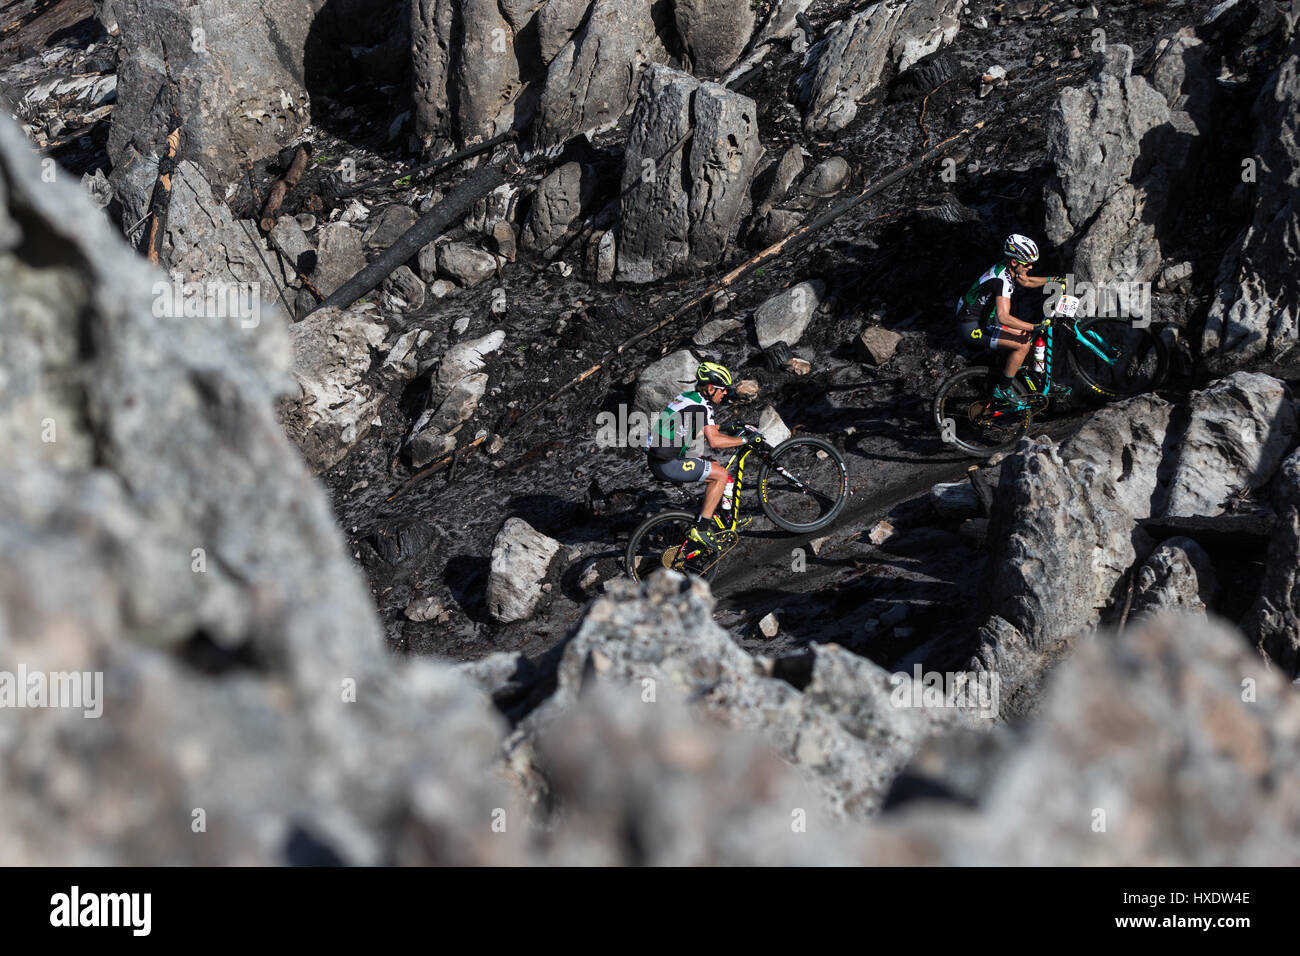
top-left (1014, 273), bottom-right (1053, 289)
top-left (703, 424), bottom-right (746, 450)
top-left (994, 295), bottom-right (1036, 332)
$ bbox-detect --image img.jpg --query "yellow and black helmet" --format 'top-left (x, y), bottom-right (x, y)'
top-left (695, 362), bottom-right (734, 391)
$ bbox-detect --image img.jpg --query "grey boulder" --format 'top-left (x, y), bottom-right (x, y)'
top-left (1243, 448), bottom-right (1300, 676)
top-left (753, 280), bottom-right (824, 349)
top-left (278, 306), bottom-right (389, 472)
top-left (799, 0), bottom-right (962, 134)
top-left (312, 223), bottom-right (367, 297)
top-left (382, 265), bottom-right (426, 312)
top-left (0, 114), bottom-right (517, 865)
top-left (437, 241), bottom-right (498, 287)
top-left (533, 0), bottom-right (670, 148)
top-left (521, 162), bottom-right (594, 256)
top-left (1128, 537), bottom-right (1218, 621)
top-left (799, 156), bottom-right (850, 197)
top-left (487, 518), bottom-right (562, 623)
top-left (975, 372), bottom-right (1296, 712)
top-left (673, 0), bottom-right (756, 76)
top-left (616, 65), bottom-right (761, 282)
top-left (1203, 20), bottom-right (1300, 369)
top-left (632, 349), bottom-right (699, 417)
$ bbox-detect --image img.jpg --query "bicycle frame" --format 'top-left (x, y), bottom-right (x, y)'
top-left (1070, 320), bottom-right (1122, 363)
top-left (1017, 318), bottom-right (1124, 397)
top-left (672, 441), bottom-right (770, 567)
top-left (713, 443), bottom-right (760, 533)
top-left (1018, 322), bottom-right (1057, 396)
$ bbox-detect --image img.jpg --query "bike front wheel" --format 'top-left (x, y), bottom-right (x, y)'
top-left (757, 436), bottom-right (849, 533)
top-left (1067, 319), bottom-right (1168, 399)
top-left (933, 366), bottom-right (1033, 458)
top-left (625, 510), bottom-right (719, 583)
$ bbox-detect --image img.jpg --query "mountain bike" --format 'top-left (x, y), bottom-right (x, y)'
top-left (625, 429), bottom-right (849, 583)
top-left (933, 294), bottom-right (1168, 458)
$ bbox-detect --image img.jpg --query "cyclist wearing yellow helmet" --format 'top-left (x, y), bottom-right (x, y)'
top-left (644, 362), bottom-right (755, 552)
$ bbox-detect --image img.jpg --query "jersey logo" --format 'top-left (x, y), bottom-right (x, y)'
top-left (970, 328), bottom-right (983, 339)
top-left (681, 460), bottom-right (696, 472)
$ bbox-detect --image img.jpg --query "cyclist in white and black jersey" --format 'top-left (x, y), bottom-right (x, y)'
top-left (956, 234), bottom-right (1059, 401)
top-left (644, 362), bottom-right (755, 552)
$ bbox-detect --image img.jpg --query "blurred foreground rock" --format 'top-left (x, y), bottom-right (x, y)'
top-left (866, 615), bottom-right (1300, 865)
top-left (0, 114), bottom-right (518, 865)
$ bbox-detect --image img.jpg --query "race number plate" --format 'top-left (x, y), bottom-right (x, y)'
top-left (1055, 294), bottom-right (1080, 318)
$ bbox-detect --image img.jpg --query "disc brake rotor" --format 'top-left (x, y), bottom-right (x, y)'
top-left (967, 400), bottom-right (997, 425)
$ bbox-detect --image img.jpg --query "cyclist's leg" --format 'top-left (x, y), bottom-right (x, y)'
top-left (991, 325), bottom-right (1031, 379)
top-left (646, 457), bottom-right (725, 551)
top-left (698, 461), bottom-right (728, 521)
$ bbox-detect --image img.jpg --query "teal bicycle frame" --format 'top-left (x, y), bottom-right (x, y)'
top-left (1018, 318), bottom-right (1124, 398)
top-left (1017, 322), bottom-right (1056, 397)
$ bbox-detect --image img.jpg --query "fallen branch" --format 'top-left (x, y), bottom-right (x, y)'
top-left (508, 120), bottom-right (986, 434)
top-left (141, 124), bottom-right (181, 264)
top-left (386, 435), bottom-right (487, 501)
top-left (308, 165), bottom-right (506, 316)
top-left (326, 130), bottom-right (516, 202)
top-left (258, 146), bottom-right (309, 231)
top-left (917, 77), bottom-right (953, 148)
top-left (1117, 571), bottom-right (1136, 634)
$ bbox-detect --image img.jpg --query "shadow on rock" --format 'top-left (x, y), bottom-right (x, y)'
top-left (304, 0), bottom-right (414, 161)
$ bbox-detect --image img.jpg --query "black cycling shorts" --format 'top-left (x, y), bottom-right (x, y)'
top-left (647, 454), bottom-right (711, 484)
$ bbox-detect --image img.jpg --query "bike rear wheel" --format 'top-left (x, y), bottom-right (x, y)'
top-left (1067, 319), bottom-right (1168, 398)
top-left (757, 436), bottom-right (849, 533)
top-left (933, 366), bottom-right (1033, 458)
top-left (625, 510), bottom-right (721, 583)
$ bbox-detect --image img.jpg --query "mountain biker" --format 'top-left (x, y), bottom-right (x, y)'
top-left (956, 234), bottom-right (1060, 402)
top-left (644, 362), bottom-right (758, 553)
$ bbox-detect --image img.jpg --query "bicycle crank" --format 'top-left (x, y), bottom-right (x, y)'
top-left (661, 535), bottom-right (737, 575)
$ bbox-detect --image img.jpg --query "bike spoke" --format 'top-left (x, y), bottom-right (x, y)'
top-left (1073, 320), bottom-right (1163, 395)
top-left (761, 444), bottom-right (846, 529)
top-left (937, 369), bottom-right (1029, 455)
top-left (626, 514), bottom-right (720, 582)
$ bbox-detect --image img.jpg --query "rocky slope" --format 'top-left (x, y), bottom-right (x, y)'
top-left (1, 0), bottom-right (1299, 863)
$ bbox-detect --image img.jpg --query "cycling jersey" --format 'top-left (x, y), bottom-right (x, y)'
top-left (645, 391), bottom-right (715, 462)
top-left (956, 262), bottom-right (1014, 324)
